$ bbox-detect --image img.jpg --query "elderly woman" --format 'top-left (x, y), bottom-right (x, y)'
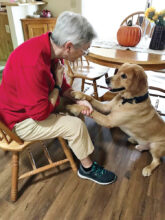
top-left (0, 11), bottom-right (117, 185)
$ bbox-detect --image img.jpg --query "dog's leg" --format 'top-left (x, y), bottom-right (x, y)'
top-left (89, 110), bottom-right (119, 128)
top-left (128, 137), bottom-right (138, 144)
top-left (142, 158), bottom-right (160, 177)
top-left (71, 91), bottom-right (114, 114)
top-left (90, 98), bottom-right (114, 114)
top-left (142, 145), bottom-right (165, 176)
top-left (67, 103), bottom-right (118, 128)
top-left (71, 91), bottom-right (92, 102)
top-left (135, 144), bottom-right (150, 151)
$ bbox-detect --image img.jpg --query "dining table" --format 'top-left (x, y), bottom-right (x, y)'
top-left (87, 46), bottom-right (165, 71)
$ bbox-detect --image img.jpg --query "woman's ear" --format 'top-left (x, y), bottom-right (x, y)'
top-left (64, 41), bottom-right (73, 53)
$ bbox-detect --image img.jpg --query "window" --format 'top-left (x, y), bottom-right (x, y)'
top-left (81, 0), bottom-right (163, 41)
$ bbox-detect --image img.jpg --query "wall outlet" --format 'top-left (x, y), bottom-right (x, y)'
top-left (5, 25), bottom-right (10, 33)
top-left (71, 0), bottom-right (76, 8)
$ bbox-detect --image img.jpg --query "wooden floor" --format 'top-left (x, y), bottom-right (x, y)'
top-left (0, 73), bottom-right (165, 220)
top-left (0, 120), bottom-right (165, 220)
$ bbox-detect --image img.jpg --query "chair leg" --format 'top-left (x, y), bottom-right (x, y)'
top-left (93, 80), bottom-right (99, 100)
top-left (58, 137), bottom-right (77, 172)
top-left (11, 152), bottom-right (19, 202)
top-left (105, 72), bottom-right (108, 79)
top-left (69, 78), bottom-right (74, 86)
top-left (114, 68), bottom-right (118, 75)
top-left (81, 79), bottom-right (85, 92)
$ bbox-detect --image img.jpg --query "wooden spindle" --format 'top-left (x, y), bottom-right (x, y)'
top-left (11, 152), bottom-right (19, 202)
top-left (27, 148), bottom-right (37, 170)
top-left (58, 137), bottom-right (77, 172)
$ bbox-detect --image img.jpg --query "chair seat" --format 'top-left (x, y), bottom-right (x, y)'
top-left (0, 139), bottom-right (32, 151)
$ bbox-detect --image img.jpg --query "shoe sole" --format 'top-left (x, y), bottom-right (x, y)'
top-left (77, 171), bottom-right (117, 185)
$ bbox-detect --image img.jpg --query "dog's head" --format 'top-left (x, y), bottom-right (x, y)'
top-left (106, 63), bottom-right (148, 96)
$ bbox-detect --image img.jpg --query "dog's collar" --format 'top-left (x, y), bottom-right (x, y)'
top-left (121, 92), bottom-right (149, 105)
top-left (110, 87), bottom-right (125, 92)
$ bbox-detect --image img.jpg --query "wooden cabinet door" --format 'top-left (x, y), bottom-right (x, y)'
top-left (47, 22), bottom-right (56, 32)
top-left (28, 23), bottom-right (48, 39)
top-left (21, 18), bottom-right (57, 41)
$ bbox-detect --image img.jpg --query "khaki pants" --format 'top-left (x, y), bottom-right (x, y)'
top-left (14, 112), bottom-right (94, 160)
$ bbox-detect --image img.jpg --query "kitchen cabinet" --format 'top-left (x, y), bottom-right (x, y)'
top-left (21, 17), bottom-right (57, 41)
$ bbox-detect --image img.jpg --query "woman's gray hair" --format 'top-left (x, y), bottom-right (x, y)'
top-left (51, 11), bottom-right (97, 48)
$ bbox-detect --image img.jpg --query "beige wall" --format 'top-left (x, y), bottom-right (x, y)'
top-left (7, 5), bottom-right (38, 49)
top-left (44, 0), bottom-right (82, 17)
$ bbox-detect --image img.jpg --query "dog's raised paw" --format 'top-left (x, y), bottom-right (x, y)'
top-left (66, 104), bottom-right (81, 116)
top-left (135, 145), bottom-right (143, 151)
top-left (135, 144), bottom-right (150, 151)
top-left (142, 166), bottom-right (152, 176)
top-left (71, 91), bottom-right (92, 101)
top-left (71, 91), bottom-right (86, 100)
top-left (128, 137), bottom-right (137, 144)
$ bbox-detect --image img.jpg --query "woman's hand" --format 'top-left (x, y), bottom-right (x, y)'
top-left (76, 100), bottom-right (93, 116)
top-left (55, 61), bottom-right (64, 87)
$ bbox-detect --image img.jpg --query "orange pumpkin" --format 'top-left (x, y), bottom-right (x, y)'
top-left (117, 25), bottom-right (141, 47)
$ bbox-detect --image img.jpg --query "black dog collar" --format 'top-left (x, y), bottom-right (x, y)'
top-left (122, 92), bottom-right (149, 105)
top-left (110, 87), bottom-right (125, 92)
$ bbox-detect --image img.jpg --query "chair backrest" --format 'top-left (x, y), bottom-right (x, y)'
top-left (64, 60), bottom-right (74, 78)
top-left (120, 11), bottom-right (155, 37)
top-left (64, 56), bottom-right (89, 76)
top-left (0, 121), bottom-right (24, 145)
top-left (64, 56), bottom-right (90, 83)
top-left (149, 86), bottom-right (165, 116)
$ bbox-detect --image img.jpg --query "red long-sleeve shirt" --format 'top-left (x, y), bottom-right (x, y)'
top-left (0, 32), bottom-right (70, 129)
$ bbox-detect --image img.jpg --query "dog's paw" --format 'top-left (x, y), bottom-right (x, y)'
top-left (71, 91), bottom-right (92, 102)
top-left (128, 137), bottom-right (137, 144)
top-left (66, 104), bottom-right (81, 116)
top-left (135, 144), bottom-right (150, 152)
top-left (135, 145), bottom-right (144, 151)
top-left (142, 166), bottom-right (152, 176)
top-left (66, 104), bottom-right (89, 116)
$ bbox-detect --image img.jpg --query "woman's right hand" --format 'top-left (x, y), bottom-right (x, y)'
top-left (55, 61), bottom-right (64, 87)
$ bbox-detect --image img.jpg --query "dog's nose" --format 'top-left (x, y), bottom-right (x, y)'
top-left (105, 77), bottom-right (111, 85)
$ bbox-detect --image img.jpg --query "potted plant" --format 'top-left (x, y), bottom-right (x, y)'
top-left (145, 7), bottom-right (165, 50)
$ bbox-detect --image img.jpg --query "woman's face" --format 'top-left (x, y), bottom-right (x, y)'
top-left (67, 42), bottom-right (91, 62)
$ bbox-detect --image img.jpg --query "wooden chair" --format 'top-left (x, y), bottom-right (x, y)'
top-left (120, 11), bottom-right (155, 37)
top-left (0, 120), bottom-right (77, 202)
top-left (65, 56), bottom-right (109, 100)
top-left (149, 86), bottom-right (165, 116)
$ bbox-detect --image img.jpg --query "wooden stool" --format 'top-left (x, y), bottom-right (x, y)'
top-left (0, 121), bottom-right (77, 202)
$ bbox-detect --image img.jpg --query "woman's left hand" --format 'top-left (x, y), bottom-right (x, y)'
top-left (76, 100), bottom-right (93, 116)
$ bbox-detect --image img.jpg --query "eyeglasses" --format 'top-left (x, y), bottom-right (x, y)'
top-left (81, 48), bottom-right (89, 56)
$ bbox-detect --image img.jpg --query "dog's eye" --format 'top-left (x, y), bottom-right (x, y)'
top-left (121, 74), bottom-right (127, 79)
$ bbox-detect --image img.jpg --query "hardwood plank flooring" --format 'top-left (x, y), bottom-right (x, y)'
top-left (0, 119), bottom-right (165, 220)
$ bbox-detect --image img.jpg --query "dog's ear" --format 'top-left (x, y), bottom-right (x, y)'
top-left (129, 65), bottom-right (148, 95)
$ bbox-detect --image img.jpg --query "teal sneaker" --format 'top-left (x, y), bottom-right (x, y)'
top-left (78, 162), bottom-right (117, 185)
